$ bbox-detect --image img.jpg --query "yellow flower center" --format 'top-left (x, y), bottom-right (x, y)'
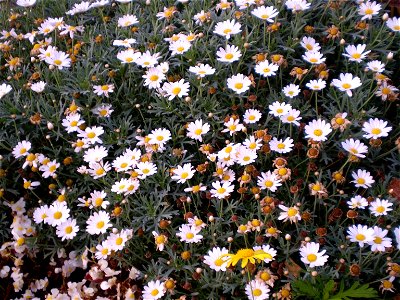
top-left (356, 233), bottom-right (365, 241)
top-left (393, 25), bottom-right (400, 31)
top-left (217, 187), bottom-right (226, 194)
top-left (65, 226), bottom-right (73, 234)
top-left (307, 254), bottom-right (317, 262)
top-left (260, 272), bottom-right (271, 281)
top-left (194, 128), bottom-right (202, 135)
top-left (70, 120), bottom-right (78, 127)
top-left (382, 280), bottom-right (393, 289)
top-left (192, 185), bottom-right (200, 192)
top-left (156, 235), bottom-right (166, 244)
top-left (364, 8), bottom-right (374, 15)
top-left (120, 162), bottom-right (128, 169)
top-left (357, 178), bottom-right (365, 185)
top-left (376, 206), bottom-right (385, 213)
top-left (381, 87), bottom-right (391, 95)
top-left (336, 117), bottom-right (345, 125)
top-left (312, 184), bottom-right (321, 191)
top-left (23, 181), bottom-right (31, 189)
top-left (95, 198), bottom-right (103, 207)
top-left (53, 59), bottom-right (62, 65)
top-left (214, 258), bottom-right (224, 266)
top-left (281, 289), bottom-right (290, 297)
top-left (277, 143), bottom-right (285, 149)
top-left (287, 207), bottom-right (298, 217)
top-left (149, 75), bottom-right (159, 81)
top-left (76, 140), bottom-right (84, 147)
top-left (223, 28), bottom-right (232, 34)
top-left (27, 153), bottom-right (36, 162)
top-left (225, 53), bottom-right (234, 59)
top-left (313, 129), bottom-right (323, 136)
top-left (180, 172), bottom-right (189, 179)
top-left (234, 83), bottom-right (243, 90)
top-left (374, 236), bottom-right (382, 244)
top-left (49, 165), bottom-right (57, 172)
top-left (172, 87), bottom-right (181, 95)
top-left (186, 232), bottom-right (194, 239)
top-left (115, 237), bottom-right (123, 245)
top-left (371, 128), bottom-right (381, 135)
top-left (96, 169), bottom-right (104, 176)
top-left (287, 116), bottom-right (295, 121)
top-left (310, 58), bottom-right (318, 63)
top-left (264, 180), bottom-right (273, 188)
top-left (96, 221), bottom-right (105, 229)
top-left (17, 237), bottom-right (25, 246)
top-left (342, 83), bottom-right (351, 89)
top-left (351, 53), bottom-right (361, 59)
top-left (20, 148), bottom-right (27, 155)
top-left (125, 57), bottom-right (134, 63)
top-left (276, 108), bottom-right (283, 114)
top-left (101, 248), bottom-right (109, 255)
top-left (253, 289), bottom-right (262, 296)
top-left (278, 168), bottom-right (287, 176)
top-left (54, 211), bottom-right (62, 219)
top-left (150, 289), bottom-right (159, 296)
top-left (87, 132), bottom-right (96, 139)
top-left (306, 44), bottom-right (313, 50)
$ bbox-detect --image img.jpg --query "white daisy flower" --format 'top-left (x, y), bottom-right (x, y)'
top-left (300, 36), bottom-right (321, 52)
top-left (369, 198), bottom-right (393, 217)
top-left (245, 279), bottom-right (270, 300)
top-left (361, 118), bottom-right (392, 139)
top-left (227, 73), bottom-right (252, 94)
top-left (347, 195), bottom-right (368, 210)
top-left (347, 224), bottom-right (375, 247)
top-left (210, 181), bottom-right (234, 199)
top-left (341, 138), bottom-right (368, 158)
top-left (186, 119), bottom-right (210, 142)
top-left (176, 224), bottom-right (203, 243)
top-left (351, 169), bottom-right (375, 188)
top-left (257, 171), bottom-right (282, 192)
top-left (172, 163), bottom-right (195, 184)
top-left (282, 83), bottom-right (301, 98)
top-left (251, 5), bottom-right (279, 23)
top-left (255, 61), bottom-right (279, 77)
top-left (189, 63), bottom-right (216, 78)
top-left (343, 44), bottom-right (371, 62)
top-left (370, 226), bottom-right (392, 252)
top-left (269, 137), bottom-right (294, 154)
top-left (332, 73), bottom-right (362, 97)
top-left (358, 1), bottom-right (381, 20)
top-left (86, 211), bottom-right (112, 235)
top-left (299, 242), bottom-right (329, 268)
top-left (278, 204), bottom-right (301, 223)
top-left (203, 247), bottom-right (229, 271)
top-left (213, 19), bottom-right (242, 40)
top-left (56, 218), bottom-right (79, 241)
top-left (162, 79), bottom-right (190, 100)
top-left (304, 119), bottom-right (332, 142)
top-left (216, 44), bottom-right (242, 63)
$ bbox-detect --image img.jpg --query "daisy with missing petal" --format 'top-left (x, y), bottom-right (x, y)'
top-left (351, 169), bottom-right (375, 188)
top-left (269, 137), bottom-right (294, 154)
top-left (341, 138), bottom-right (368, 158)
top-left (299, 242), bottom-right (329, 268)
top-left (283, 83), bottom-right (301, 98)
top-left (227, 73), bottom-right (252, 94)
top-left (89, 190), bottom-right (109, 209)
top-left (245, 279), bottom-right (270, 300)
top-left (243, 136), bottom-right (262, 151)
top-left (93, 84), bottom-right (114, 97)
top-left (117, 49), bottom-right (141, 64)
top-left (269, 101), bottom-right (292, 118)
top-left (210, 181), bottom-right (234, 199)
top-left (369, 198), bottom-right (393, 217)
top-left (332, 73), bottom-right (362, 97)
top-left (142, 280), bottom-right (165, 300)
top-left (135, 161), bottom-right (157, 179)
top-left (143, 68), bottom-right (166, 90)
top-left (176, 224), bottom-right (203, 243)
top-left (213, 19), bottom-right (242, 40)
top-left (86, 211), bottom-right (112, 235)
top-left (56, 218), bottom-right (79, 241)
top-left (78, 126), bottom-right (104, 145)
top-left (169, 40), bottom-right (191, 56)
top-left (203, 247), bottom-right (229, 271)
top-left (366, 60), bottom-right (385, 73)
top-left (253, 245), bottom-right (277, 263)
top-left (189, 63), bottom-right (216, 78)
top-left (172, 163), bottom-right (195, 184)
top-left (358, 1), bottom-right (381, 20)
top-left (347, 195), bottom-right (368, 210)
top-left (216, 44), bottom-right (242, 63)
top-left (251, 5), bottom-right (279, 23)
top-left (112, 38), bottom-right (136, 47)
top-left (12, 140), bottom-right (31, 159)
top-left (343, 44), bottom-right (370, 62)
top-left (88, 161), bottom-right (111, 179)
top-left (152, 231), bottom-right (168, 251)
top-left (386, 17), bottom-right (400, 32)
top-left (370, 226), bottom-right (392, 252)
top-left (162, 79), bottom-right (190, 100)
top-left (278, 204), bottom-right (301, 223)
top-left (300, 36), bottom-right (321, 52)
top-left (187, 119), bottom-right (210, 142)
top-left (236, 146), bottom-right (257, 165)
top-left (257, 171), bottom-right (282, 192)
top-left (302, 51), bottom-right (326, 64)
top-left (306, 79), bottom-right (326, 91)
top-left (148, 128), bottom-right (171, 146)
top-left (347, 224), bottom-right (375, 247)
top-left (47, 202), bottom-right (70, 227)
top-left (243, 109), bottom-right (262, 124)
top-left (117, 14), bottom-right (139, 27)
top-left (62, 114), bottom-right (85, 134)
top-left (222, 117), bottom-right (245, 135)
top-left (304, 119), bottom-right (332, 142)
top-left (281, 108), bottom-right (302, 126)
top-left (255, 60), bottom-right (279, 77)
top-left (362, 118), bottom-right (392, 139)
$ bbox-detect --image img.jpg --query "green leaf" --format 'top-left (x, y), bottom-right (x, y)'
top-left (323, 280), bottom-right (336, 300)
top-left (328, 281), bottom-right (378, 300)
top-left (292, 280), bottom-right (321, 299)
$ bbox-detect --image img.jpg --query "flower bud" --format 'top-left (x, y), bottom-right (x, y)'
top-left (387, 52), bottom-right (394, 60)
top-left (382, 13), bottom-right (389, 21)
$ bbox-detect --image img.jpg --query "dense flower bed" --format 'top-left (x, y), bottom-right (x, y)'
top-left (0, 0), bottom-right (399, 299)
